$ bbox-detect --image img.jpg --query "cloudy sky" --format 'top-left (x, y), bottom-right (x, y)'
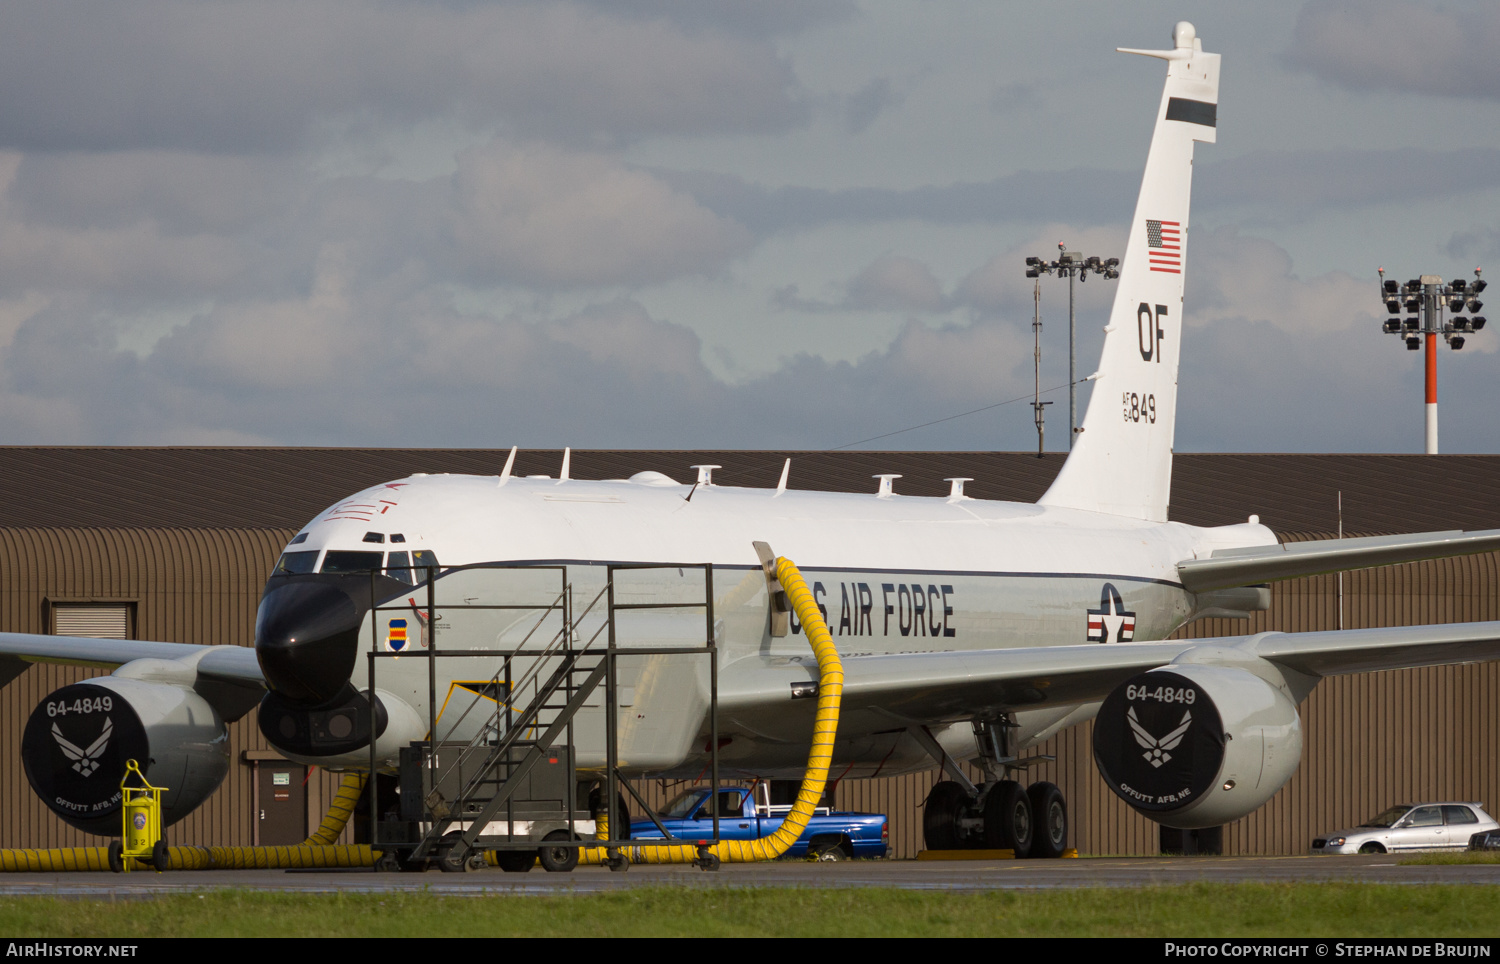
top-left (0, 0), bottom-right (1497, 454)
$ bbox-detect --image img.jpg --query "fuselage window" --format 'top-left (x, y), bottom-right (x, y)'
top-left (386, 551), bottom-right (414, 586)
top-left (321, 550), bottom-right (385, 574)
top-left (274, 550), bottom-right (320, 575)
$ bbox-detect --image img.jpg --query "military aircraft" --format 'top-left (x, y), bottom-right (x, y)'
top-left (8, 22), bottom-right (1500, 861)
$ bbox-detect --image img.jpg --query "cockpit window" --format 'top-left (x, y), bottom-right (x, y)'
top-left (386, 551), bottom-right (414, 586)
top-left (320, 550), bottom-right (384, 574)
top-left (289, 533), bottom-right (309, 545)
top-left (274, 550), bottom-right (319, 575)
top-left (412, 550), bottom-right (440, 571)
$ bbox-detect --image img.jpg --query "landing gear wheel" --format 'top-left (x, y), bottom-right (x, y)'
top-left (1358, 842), bottom-right (1386, 855)
top-left (1026, 782), bottom-right (1068, 859)
top-left (495, 850), bottom-right (536, 873)
top-left (107, 840), bottom-right (124, 874)
top-left (151, 839), bottom-right (169, 872)
top-left (538, 831), bottom-right (579, 873)
top-left (923, 780), bottom-right (973, 851)
top-left (982, 780), bottom-right (1033, 855)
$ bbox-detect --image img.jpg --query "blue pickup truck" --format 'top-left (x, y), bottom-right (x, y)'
top-left (628, 784), bottom-right (889, 859)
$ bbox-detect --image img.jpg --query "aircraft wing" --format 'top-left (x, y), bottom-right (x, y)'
top-left (1176, 529), bottom-right (1500, 592)
top-left (721, 621), bottom-right (1500, 736)
top-left (1249, 622), bottom-right (1500, 678)
top-left (0, 633), bottom-right (264, 720)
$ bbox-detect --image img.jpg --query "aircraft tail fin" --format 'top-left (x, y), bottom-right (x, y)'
top-left (1037, 22), bottom-right (1219, 523)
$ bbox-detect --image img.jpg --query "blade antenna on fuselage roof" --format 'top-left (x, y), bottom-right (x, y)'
top-left (498, 446), bottom-right (517, 487)
top-left (1037, 21), bottom-right (1218, 523)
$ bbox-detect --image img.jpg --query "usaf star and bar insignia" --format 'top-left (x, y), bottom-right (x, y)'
top-left (1087, 582), bottom-right (1137, 643)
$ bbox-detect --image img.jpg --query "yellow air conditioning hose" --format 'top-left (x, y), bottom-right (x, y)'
top-left (579, 554), bottom-right (843, 866)
top-left (164, 770), bottom-right (372, 869)
top-left (0, 770), bottom-right (373, 872)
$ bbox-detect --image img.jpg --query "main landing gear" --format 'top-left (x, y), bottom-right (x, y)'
top-left (914, 717), bottom-right (1068, 858)
top-left (922, 779), bottom-right (1069, 858)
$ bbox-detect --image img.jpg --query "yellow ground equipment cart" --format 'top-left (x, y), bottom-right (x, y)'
top-left (107, 760), bottom-right (168, 873)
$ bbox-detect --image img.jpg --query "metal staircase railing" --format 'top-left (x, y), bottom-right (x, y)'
top-left (408, 584), bottom-right (613, 861)
top-left (366, 561), bottom-right (722, 872)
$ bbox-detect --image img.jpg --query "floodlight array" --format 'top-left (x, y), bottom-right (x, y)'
top-left (1023, 242), bottom-right (1120, 450)
top-left (1026, 253), bottom-right (1120, 281)
top-left (1376, 267), bottom-right (1486, 453)
top-left (1376, 267), bottom-right (1486, 351)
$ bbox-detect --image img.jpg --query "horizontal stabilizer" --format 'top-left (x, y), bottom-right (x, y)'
top-left (1176, 529), bottom-right (1500, 592)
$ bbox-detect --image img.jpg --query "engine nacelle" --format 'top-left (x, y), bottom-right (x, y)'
top-left (21, 678), bottom-right (230, 836)
top-left (1093, 661), bottom-right (1302, 829)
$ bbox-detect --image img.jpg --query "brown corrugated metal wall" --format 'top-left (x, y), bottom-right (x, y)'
top-left (0, 525), bottom-right (1496, 858)
top-left (1165, 539), bottom-right (1500, 857)
top-left (0, 527), bottom-right (349, 850)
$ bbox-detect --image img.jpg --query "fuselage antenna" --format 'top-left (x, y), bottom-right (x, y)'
top-left (498, 446), bottom-right (518, 487)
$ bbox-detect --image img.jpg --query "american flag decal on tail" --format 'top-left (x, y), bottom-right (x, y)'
top-left (1147, 219), bottom-right (1180, 273)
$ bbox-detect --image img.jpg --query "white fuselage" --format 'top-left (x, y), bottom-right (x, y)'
top-left (277, 471), bottom-right (1275, 777)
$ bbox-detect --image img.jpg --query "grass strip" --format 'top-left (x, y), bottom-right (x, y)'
top-left (0, 883), bottom-right (1498, 938)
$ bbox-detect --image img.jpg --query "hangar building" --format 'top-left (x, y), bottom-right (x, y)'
top-left (0, 447), bottom-right (1496, 858)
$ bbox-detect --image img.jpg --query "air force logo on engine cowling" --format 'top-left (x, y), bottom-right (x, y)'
top-left (52, 718), bottom-right (112, 777)
top-left (1127, 706), bottom-right (1192, 768)
top-left (1087, 583), bottom-right (1136, 643)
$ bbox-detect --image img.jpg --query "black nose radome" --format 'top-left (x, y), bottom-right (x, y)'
top-left (255, 580), bottom-right (363, 704)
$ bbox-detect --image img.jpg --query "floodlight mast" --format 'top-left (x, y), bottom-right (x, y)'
top-left (1025, 243), bottom-right (1119, 448)
top-left (1031, 278), bottom-right (1051, 457)
top-left (1376, 266), bottom-right (1486, 454)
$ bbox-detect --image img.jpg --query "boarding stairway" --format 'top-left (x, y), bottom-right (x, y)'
top-left (370, 562), bottom-right (723, 871)
top-left (405, 584), bottom-right (610, 866)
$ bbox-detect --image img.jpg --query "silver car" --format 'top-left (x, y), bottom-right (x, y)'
top-left (1310, 803), bottom-right (1499, 854)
